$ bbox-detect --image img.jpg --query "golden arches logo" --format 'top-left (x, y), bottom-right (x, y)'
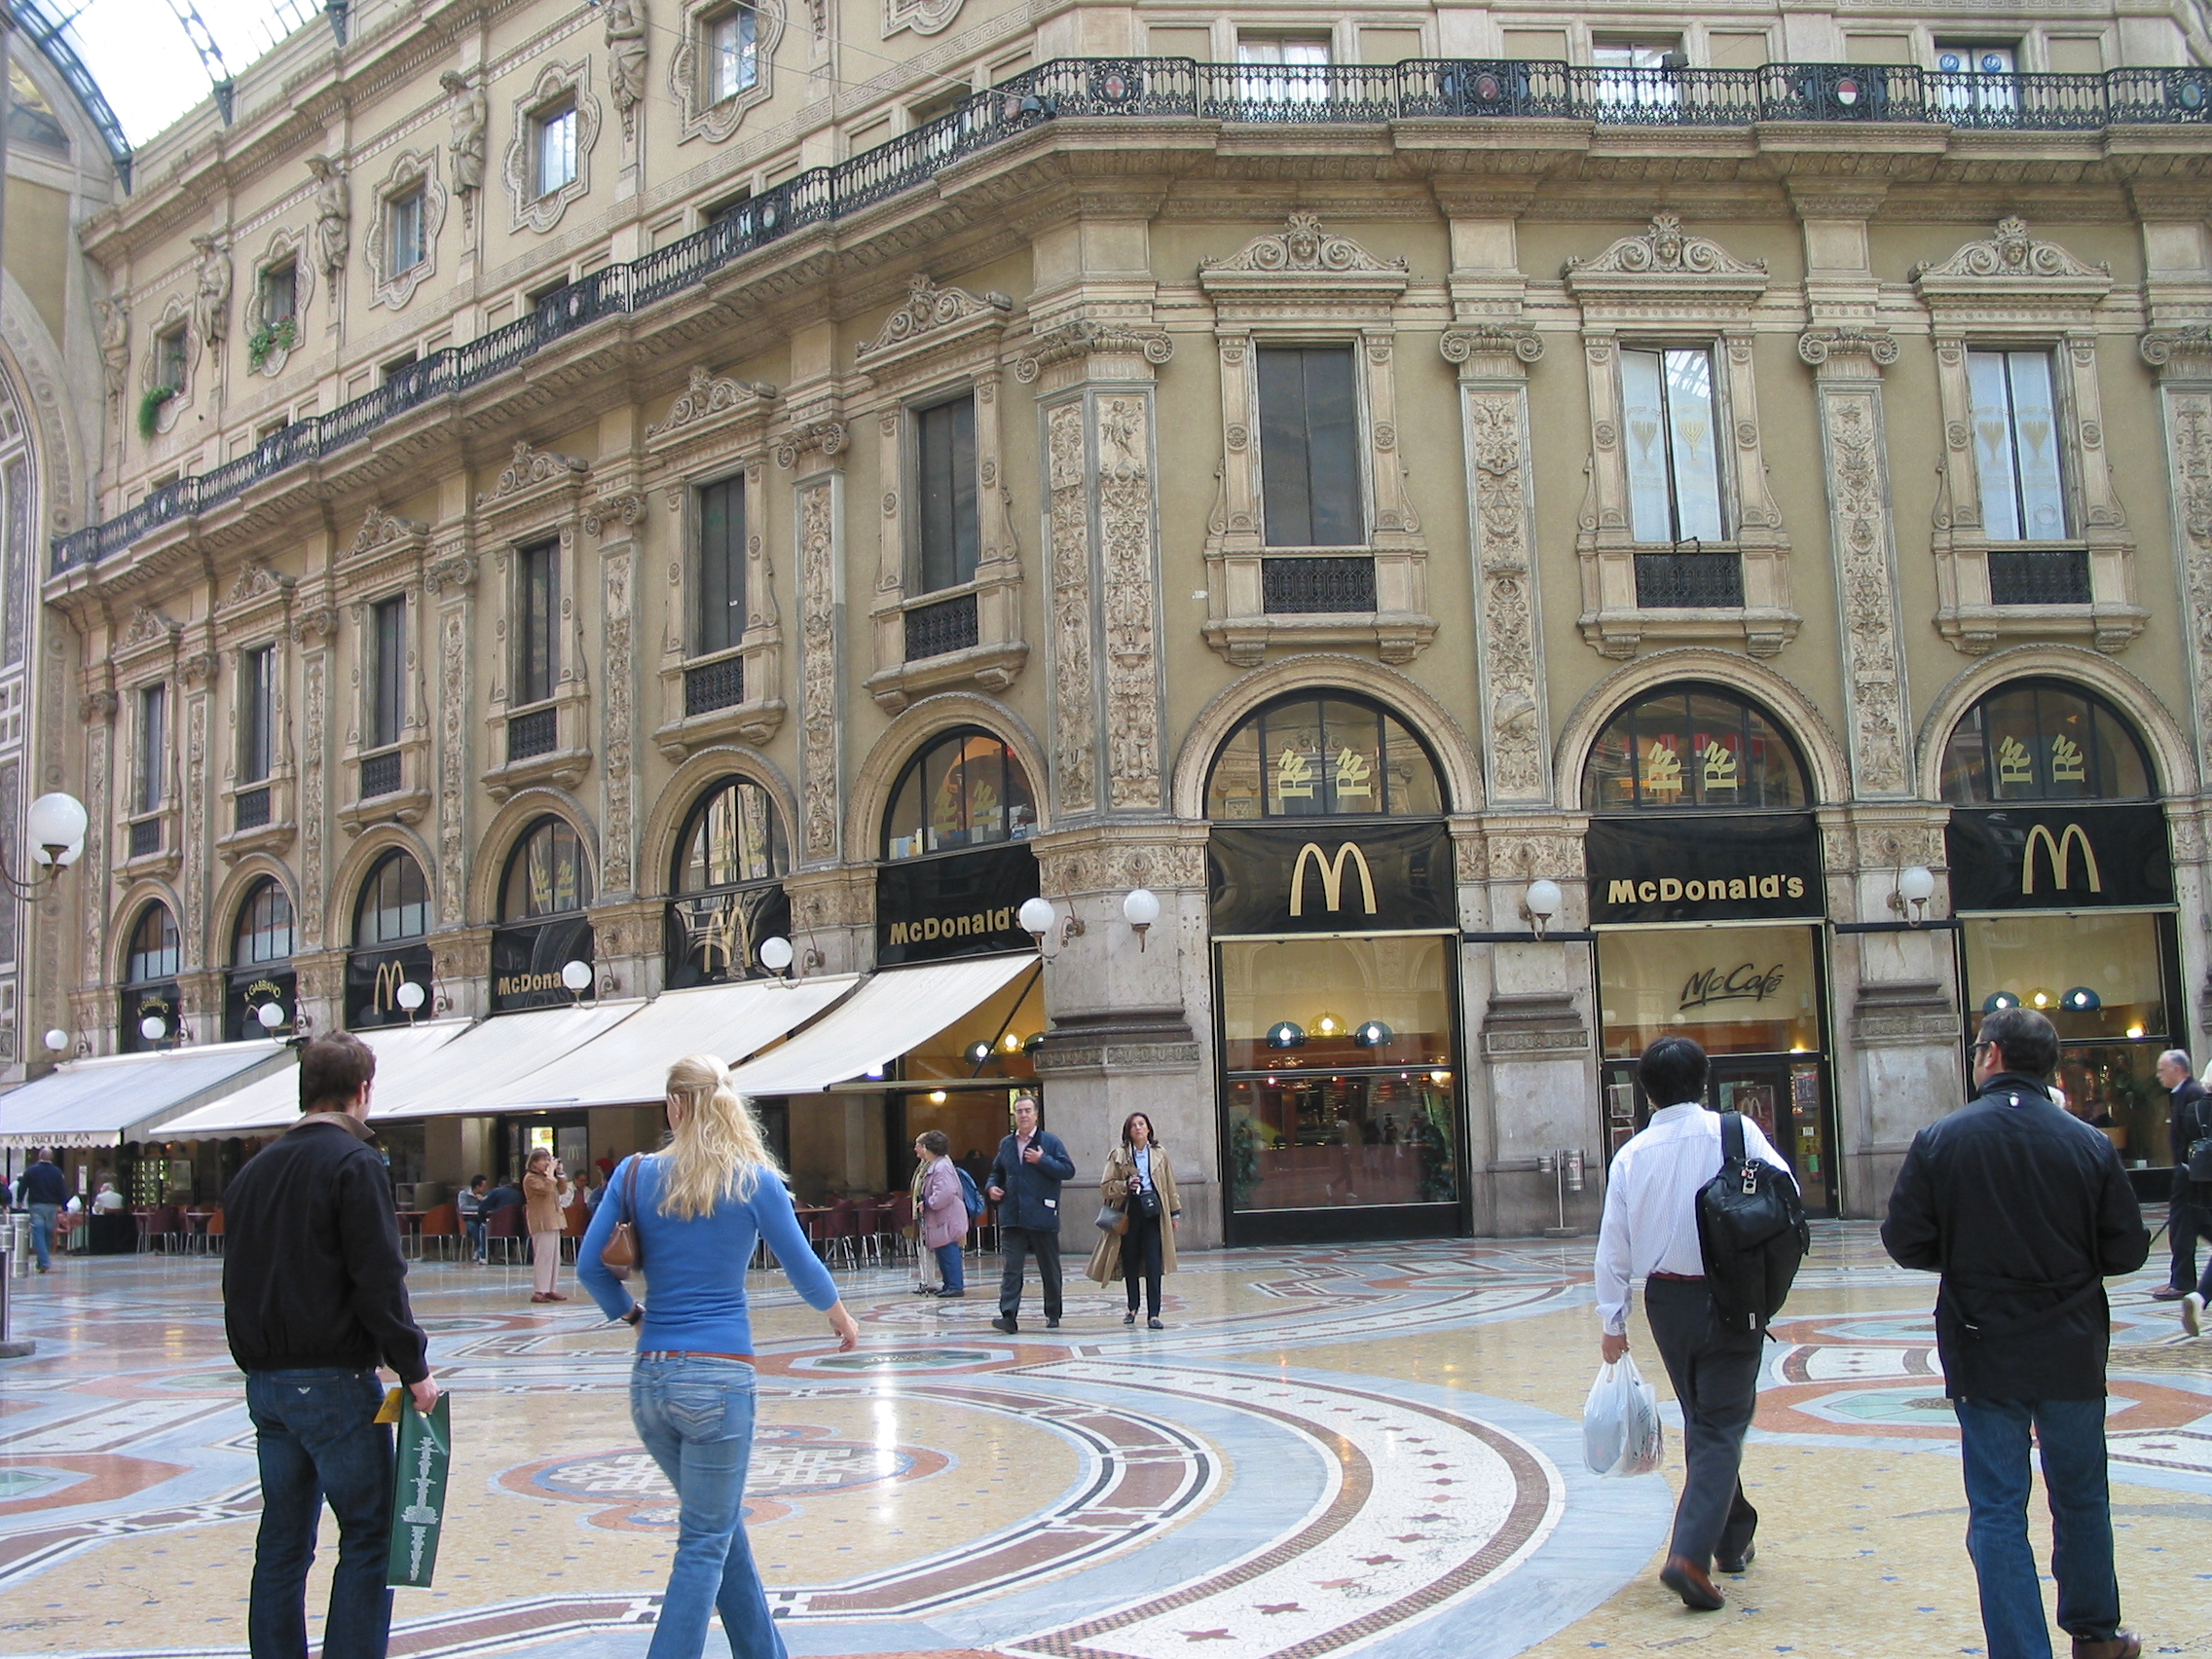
top-left (372, 959), bottom-right (414, 1011)
top-left (2021, 823), bottom-right (2101, 897)
top-left (1289, 841), bottom-right (1378, 918)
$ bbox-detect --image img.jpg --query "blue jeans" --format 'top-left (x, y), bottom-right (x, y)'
top-left (464, 1217), bottom-right (486, 1260)
top-left (933, 1240), bottom-right (965, 1294)
top-left (1954, 1396), bottom-right (2123, 1658)
top-left (244, 1368), bottom-right (395, 1659)
top-left (631, 1355), bottom-right (784, 1659)
top-left (26, 1203), bottom-right (56, 1270)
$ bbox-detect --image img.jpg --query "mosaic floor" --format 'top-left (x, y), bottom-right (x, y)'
top-left (2, 1223), bottom-right (2208, 1659)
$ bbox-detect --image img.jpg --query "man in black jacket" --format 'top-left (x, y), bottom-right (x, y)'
top-left (1883, 1007), bottom-right (2149, 1659)
top-left (986, 1094), bottom-right (1075, 1335)
top-left (223, 1033), bottom-right (437, 1659)
top-left (2152, 1051), bottom-right (2209, 1302)
top-left (18, 1150), bottom-right (66, 1272)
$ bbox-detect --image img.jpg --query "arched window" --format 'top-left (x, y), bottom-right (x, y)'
top-left (233, 879), bottom-right (295, 966)
top-left (1584, 683), bottom-right (1811, 811)
top-left (354, 851), bottom-right (430, 945)
top-left (882, 729), bottom-right (1036, 860)
top-left (1940, 680), bottom-right (2154, 803)
top-left (1205, 691), bottom-right (1445, 821)
top-left (500, 817), bottom-right (592, 920)
top-left (126, 903), bottom-right (180, 984)
top-left (674, 778), bottom-right (788, 892)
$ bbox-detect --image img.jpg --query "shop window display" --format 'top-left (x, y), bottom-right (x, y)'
top-left (1940, 679), bottom-right (2153, 803)
top-left (1584, 684), bottom-right (1810, 811)
top-left (1206, 693), bottom-right (1443, 821)
top-left (502, 816), bottom-right (592, 918)
top-left (882, 728), bottom-right (1036, 860)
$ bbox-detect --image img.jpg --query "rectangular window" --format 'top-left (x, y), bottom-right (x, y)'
top-left (1620, 347), bottom-right (1726, 544)
top-left (1237, 35), bottom-right (1332, 105)
top-left (709, 7), bottom-right (758, 101)
top-left (1257, 345), bottom-right (1363, 548)
top-left (1594, 37), bottom-right (1684, 111)
top-left (705, 189), bottom-right (753, 229)
top-left (696, 477), bottom-right (747, 655)
top-left (137, 683), bottom-right (166, 815)
top-left (260, 263), bottom-right (297, 325)
top-left (1936, 41), bottom-right (2019, 115)
top-left (155, 327), bottom-right (187, 391)
top-left (914, 394), bottom-right (979, 594)
top-left (535, 103), bottom-right (578, 196)
top-left (517, 540), bottom-right (559, 706)
top-left (1968, 350), bottom-right (2068, 541)
top-left (240, 645), bottom-right (276, 785)
top-left (387, 191), bottom-right (425, 276)
top-left (370, 595), bottom-right (407, 749)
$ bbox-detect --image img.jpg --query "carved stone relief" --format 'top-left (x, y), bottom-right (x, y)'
top-left (82, 719), bottom-right (108, 991)
top-left (1459, 378), bottom-right (1548, 801)
top-left (796, 479), bottom-right (839, 865)
top-left (602, 547), bottom-right (635, 895)
top-left (299, 653), bottom-right (327, 949)
top-left (1098, 394), bottom-right (1161, 810)
top-left (184, 693), bottom-right (207, 949)
top-left (883, 0), bottom-right (959, 37)
top-left (437, 599), bottom-right (470, 925)
top-left (1046, 400), bottom-right (1094, 816)
top-left (2148, 333), bottom-right (2212, 785)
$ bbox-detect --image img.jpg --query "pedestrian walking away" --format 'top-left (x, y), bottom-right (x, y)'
top-left (1594, 1035), bottom-right (1790, 1612)
top-left (2153, 1051), bottom-right (2210, 1306)
top-left (1086, 1113), bottom-right (1183, 1328)
top-left (523, 1149), bottom-right (571, 1303)
top-left (987, 1094), bottom-right (1073, 1334)
top-left (1883, 1006), bottom-right (2151, 1659)
top-left (220, 1032), bottom-right (438, 1659)
top-left (913, 1130), bottom-right (967, 1298)
top-left (18, 1149), bottom-right (66, 1272)
top-left (577, 1053), bottom-right (860, 1659)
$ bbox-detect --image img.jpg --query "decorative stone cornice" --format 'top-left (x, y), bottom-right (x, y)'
top-left (856, 275), bottom-right (1014, 363)
top-left (2142, 325), bottom-right (2212, 373)
top-left (584, 491), bottom-right (645, 537)
top-left (1566, 212), bottom-right (1767, 281)
top-left (1014, 319), bottom-right (1174, 384)
top-left (424, 554), bottom-right (478, 596)
top-left (351, 506), bottom-right (428, 555)
top-left (1440, 324), bottom-right (1544, 367)
top-left (645, 365), bottom-right (780, 441)
top-left (1914, 216), bottom-right (2110, 284)
top-left (1202, 211), bottom-right (1408, 281)
top-left (222, 562), bottom-right (292, 608)
top-left (122, 605), bottom-right (180, 649)
top-left (772, 419), bottom-right (849, 470)
top-left (475, 440), bottom-right (589, 512)
top-left (1797, 325), bottom-right (1900, 369)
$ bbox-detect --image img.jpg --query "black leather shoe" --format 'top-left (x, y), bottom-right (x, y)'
top-left (990, 1315), bottom-right (1017, 1335)
top-left (1659, 1556), bottom-right (1725, 1611)
top-left (2152, 1286), bottom-right (2188, 1302)
top-left (1047, 1317), bottom-right (1060, 1329)
top-left (1716, 1542), bottom-right (1754, 1574)
top-left (2073, 1633), bottom-right (2142, 1659)
top-left (1124, 1310), bottom-right (1136, 1324)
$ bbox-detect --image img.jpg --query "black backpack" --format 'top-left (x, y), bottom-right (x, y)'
top-left (1696, 1112), bottom-right (1811, 1334)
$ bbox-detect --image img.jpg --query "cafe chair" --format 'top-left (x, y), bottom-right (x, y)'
top-left (484, 1203), bottom-right (525, 1266)
top-left (419, 1203), bottom-right (461, 1262)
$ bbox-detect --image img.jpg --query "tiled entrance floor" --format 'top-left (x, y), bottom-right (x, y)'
top-left (2, 1224), bottom-right (2207, 1658)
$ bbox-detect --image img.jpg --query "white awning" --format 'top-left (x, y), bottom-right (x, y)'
top-left (158, 1021), bottom-right (475, 1139)
top-left (493, 977), bottom-right (861, 1113)
top-left (0, 1041), bottom-right (293, 1150)
top-left (723, 954), bottom-right (1038, 1098)
top-left (373, 1003), bottom-right (646, 1122)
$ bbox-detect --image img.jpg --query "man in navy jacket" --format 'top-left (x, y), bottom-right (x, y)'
top-left (986, 1093), bottom-right (1074, 1334)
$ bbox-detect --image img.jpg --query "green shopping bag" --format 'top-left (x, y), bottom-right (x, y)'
top-left (386, 1391), bottom-right (452, 1588)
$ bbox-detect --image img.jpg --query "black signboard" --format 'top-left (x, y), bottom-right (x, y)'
top-left (491, 916), bottom-right (595, 1012)
top-left (1947, 803), bottom-right (2172, 913)
top-left (348, 943), bottom-right (435, 1030)
top-left (666, 883), bottom-right (793, 989)
top-left (227, 968), bottom-right (297, 1043)
top-left (876, 844), bottom-right (1039, 966)
top-left (1587, 814), bottom-right (1825, 925)
top-left (1208, 822), bottom-right (1456, 936)
top-left (119, 982), bottom-right (181, 1051)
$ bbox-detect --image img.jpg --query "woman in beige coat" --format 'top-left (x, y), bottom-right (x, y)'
top-left (523, 1148), bottom-right (572, 1303)
top-left (1085, 1113), bottom-right (1181, 1328)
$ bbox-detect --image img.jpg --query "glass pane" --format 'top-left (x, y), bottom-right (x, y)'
top-left (1965, 912), bottom-right (2164, 1044)
top-left (1261, 700), bottom-right (1327, 817)
top-left (504, 820), bottom-right (590, 918)
top-left (1619, 350), bottom-right (1674, 542)
top-left (2006, 351), bottom-right (2066, 540)
top-left (2089, 702), bottom-right (2152, 798)
top-left (1208, 719), bottom-right (1264, 821)
top-left (884, 762), bottom-right (927, 861)
top-left (1586, 712), bottom-right (1640, 810)
top-left (1684, 692), bottom-right (1746, 807)
top-left (129, 905), bottom-right (180, 982)
top-left (140, 685), bottom-right (166, 814)
top-left (1663, 350), bottom-right (1724, 542)
top-left (1599, 925), bottom-right (1821, 1057)
top-left (1256, 348), bottom-right (1313, 548)
top-left (1968, 350), bottom-right (2022, 539)
top-left (2055, 1044), bottom-right (2166, 1172)
top-left (1977, 685), bottom-right (2044, 798)
top-left (1380, 714), bottom-right (1444, 816)
top-left (1743, 705), bottom-right (1808, 808)
top-left (1635, 694), bottom-right (1693, 807)
top-left (1317, 698), bottom-right (1384, 815)
top-left (916, 396), bottom-right (979, 592)
top-left (1939, 704), bottom-right (1990, 802)
top-left (1302, 348), bottom-right (1363, 547)
top-left (236, 882), bottom-right (295, 966)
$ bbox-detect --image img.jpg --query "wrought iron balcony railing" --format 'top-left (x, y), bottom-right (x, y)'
top-left (1987, 545), bottom-right (2094, 606)
top-left (53, 57), bottom-right (2212, 577)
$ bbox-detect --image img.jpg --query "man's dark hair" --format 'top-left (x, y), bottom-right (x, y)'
top-left (918, 1129), bottom-right (949, 1156)
top-left (299, 1032), bottom-right (377, 1112)
top-left (469, 1174), bottom-right (487, 1189)
top-left (1978, 1006), bottom-right (2060, 1079)
top-left (1639, 1035), bottom-right (1710, 1106)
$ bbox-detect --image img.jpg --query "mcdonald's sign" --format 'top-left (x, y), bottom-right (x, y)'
top-left (347, 943), bottom-right (434, 1029)
top-left (1946, 804), bottom-right (2171, 913)
top-left (1288, 841), bottom-right (1379, 918)
top-left (1208, 823), bottom-right (1454, 936)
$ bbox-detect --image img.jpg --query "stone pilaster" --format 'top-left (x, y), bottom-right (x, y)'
top-left (588, 479), bottom-right (645, 901)
top-left (291, 606), bottom-right (336, 954)
top-left (424, 551), bottom-right (477, 931)
top-left (778, 408), bottom-right (846, 870)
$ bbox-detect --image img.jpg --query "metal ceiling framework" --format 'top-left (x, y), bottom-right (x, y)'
top-left (13, 0), bottom-right (132, 187)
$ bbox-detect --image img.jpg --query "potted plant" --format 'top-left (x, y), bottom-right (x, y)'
top-left (246, 316), bottom-right (298, 372)
top-left (138, 385), bottom-right (177, 441)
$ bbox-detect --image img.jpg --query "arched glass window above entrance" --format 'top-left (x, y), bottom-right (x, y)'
top-left (1939, 679), bottom-right (2155, 803)
top-left (233, 879), bottom-right (294, 966)
top-left (1584, 683), bottom-right (1811, 811)
top-left (501, 817), bottom-right (592, 920)
top-left (674, 778), bottom-right (788, 893)
top-left (121, 902), bottom-right (182, 1051)
top-left (668, 778), bottom-right (792, 989)
top-left (881, 728), bottom-right (1035, 860)
top-left (126, 903), bottom-right (179, 983)
top-left (1205, 691), bottom-right (1445, 821)
top-left (354, 851), bottom-right (429, 945)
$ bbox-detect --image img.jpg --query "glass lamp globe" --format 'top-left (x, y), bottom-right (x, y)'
top-left (1898, 866), bottom-right (1937, 904)
top-left (1524, 878), bottom-right (1563, 920)
top-left (1266, 1021), bottom-right (1307, 1050)
top-left (1017, 897), bottom-right (1056, 937)
top-left (25, 793), bottom-right (88, 861)
top-left (43, 1028), bottom-right (68, 1052)
top-left (395, 980), bottom-right (426, 1011)
top-left (1311, 1011), bottom-right (1346, 1040)
top-left (1982, 991), bottom-right (2020, 1013)
top-left (2061, 986), bottom-right (2102, 1013)
top-left (560, 960), bottom-right (594, 992)
top-left (140, 1014), bottom-right (166, 1041)
top-left (1123, 887), bottom-right (1161, 928)
top-left (2028, 987), bottom-right (2056, 1012)
top-left (758, 936), bottom-right (794, 973)
top-left (256, 1002), bottom-right (286, 1030)
top-left (1353, 1020), bottom-right (1394, 1049)
top-left (963, 1040), bottom-right (995, 1066)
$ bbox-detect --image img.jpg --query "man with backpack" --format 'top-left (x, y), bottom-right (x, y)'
top-left (1594, 1035), bottom-right (1793, 1612)
top-left (1883, 1005), bottom-right (2149, 1659)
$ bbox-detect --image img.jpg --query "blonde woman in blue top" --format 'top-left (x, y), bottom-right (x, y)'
top-left (579, 1054), bottom-right (858, 1659)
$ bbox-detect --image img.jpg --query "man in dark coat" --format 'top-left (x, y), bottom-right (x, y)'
top-left (2152, 1050), bottom-right (2209, 1301)
top-left (985, 1093), bottom-right (1074, 1335)
top-left (1883, 1006), bottom-right (2149, 1659)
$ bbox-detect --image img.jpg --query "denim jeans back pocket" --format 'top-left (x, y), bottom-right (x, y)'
top-left (661, 1382), bottom-right (740, 1439)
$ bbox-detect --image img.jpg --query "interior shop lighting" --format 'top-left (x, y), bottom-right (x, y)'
top-left (2128, 1023), bottom-right (2147, 1039)
top-left (1982, 991), bottom-right (2021, 1013)
top-left (1266, 1022), bottom-right (1307, 1050)
top-left (1312, 1012), bottom-right (1346, 1039)
top-left (2028, 987), bottom-right (2056, 1012)
top-left (928, 1089), bottom-right (947, 1104)
top-left (1429, 1070), bottom-right (1452, 1086)
top-left (999, 1031), bottom-right (1024, 1053)
top-left (963, 1041), bottom-right (995, 1067)
top-left (1353, 1020), bottom-right (1394, 1049)
top-left (2062, 987), bottom-right (2102, 1012)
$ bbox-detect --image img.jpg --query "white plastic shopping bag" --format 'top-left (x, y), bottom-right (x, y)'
top-left (1583, 1353), bottom-right (1665, 1477)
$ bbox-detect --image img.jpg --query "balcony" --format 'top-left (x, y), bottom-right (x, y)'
top-left (49, 56), bottom-right (2212, 577)
top-left (507, 707), bottom-right (559, 763)
top-left (903, 593), bottom-right (980, 661)
top-left (1263, 556), bottom-right (1377, 615)
top-left (358, 749), bottom-right (402, 799)
top-left (1987, 546), bottom-right (2093, 607)
top-left (1635, 548), bottom-right (1746, 609)
top-left (234, 787), bottom-right (272, 830)
top-left (683, 654), bottom-right (746, 717)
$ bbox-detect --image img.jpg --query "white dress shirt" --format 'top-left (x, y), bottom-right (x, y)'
top-left (1593, 1101), bottom-right (1791, 1335)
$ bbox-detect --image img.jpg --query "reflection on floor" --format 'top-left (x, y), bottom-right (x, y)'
top-left (1, 1223), bottom-right (2208, 1658)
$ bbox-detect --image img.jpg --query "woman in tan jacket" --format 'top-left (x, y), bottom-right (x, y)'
top-left (523, 1148), bottom-right (572, 1303)
top-left (1085, 1113), bottom-right (1180, 1328)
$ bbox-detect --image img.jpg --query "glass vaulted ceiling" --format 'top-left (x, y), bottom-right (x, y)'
top-left (24, 0), bottom-right (322, 151)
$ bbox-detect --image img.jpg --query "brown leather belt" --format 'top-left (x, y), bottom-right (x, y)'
top-left (640, 1350), bottom-right (756, 1363)
top-left (1648, 1271), bottom-right (1706, 1281)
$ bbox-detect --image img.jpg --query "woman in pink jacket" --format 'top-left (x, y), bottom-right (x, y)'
top-left (912, 1129), bottom-right (967, 1298)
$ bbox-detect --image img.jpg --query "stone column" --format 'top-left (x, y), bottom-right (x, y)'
top-left (179, 649), bottom-right (216, 1021)
top-left (291, 605), bottom-right (337, 972)
top-left (424, 551), bottom-right (479, 1016)
top-left (73, 688), bottom-right (115, 1052)
top-left (588, 475), bottom-right (645, 904)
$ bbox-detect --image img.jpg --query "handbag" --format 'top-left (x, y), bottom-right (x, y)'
top-left (598, 1157), bottom-right (644, 1281)
top-left (1094, 1199), bottom-right (1129, 1235)
top-left (1135, 1185), bottom-right (1161, 1219)
top-left (2189, 1136), bottom-right (2212, 1184)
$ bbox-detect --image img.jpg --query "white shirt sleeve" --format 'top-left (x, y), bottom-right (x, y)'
top-left (1593, 1145), bottom-right (1635, 1336)
top-left (1743, 1116), bottom-right (1793, 1178)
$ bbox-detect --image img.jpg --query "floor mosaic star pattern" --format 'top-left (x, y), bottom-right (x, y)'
top-left (2, 1225), bottom-right (2210, 1658)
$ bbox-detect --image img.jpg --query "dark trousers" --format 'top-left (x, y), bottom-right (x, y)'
top-left (1644, 1276), bottom-right (1762, 1572)
top-left (2168, 1173), bottom-right (2212, 1290)
top-left (998, 1225), bottom-right (1062, 1322)
top-left (1123, 1209), bottom-right (1163, 1317)
top-left (244, 1368), bottom-right (395, 1659)
top-left (1955, 1397), bottom-right (2122, 1658)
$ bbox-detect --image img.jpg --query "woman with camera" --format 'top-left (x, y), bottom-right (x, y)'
top-left (1085, 1112), bottom-right (1182, 1328)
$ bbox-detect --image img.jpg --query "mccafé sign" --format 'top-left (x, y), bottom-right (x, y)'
top-left (1209, 822), bottom-right (1455, 936)
top-left (1946, 804), bottom-right (2172, 913)
top-left (1587, 814), bottom-right (1824, 926)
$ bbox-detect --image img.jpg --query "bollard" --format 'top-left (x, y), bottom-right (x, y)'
top-left (0, 1245), bottom-right (27, 1356)
top-left (7, 1214), bottom-right (24, 1278)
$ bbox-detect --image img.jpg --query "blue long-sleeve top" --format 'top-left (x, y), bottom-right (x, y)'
top-left (577, 1155), bottom-right (839, 1353)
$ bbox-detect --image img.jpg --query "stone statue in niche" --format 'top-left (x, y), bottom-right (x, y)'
top-left (605, 0), bottom-right (649, 140)
top-left (441, 71), bottom-right (488, 226)
top-left (190, 233), bottom-right (232, 350)
top-left (97, 296), bottom-right (129, 404)
top-left (307, 154), bottom-right (350, 280)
